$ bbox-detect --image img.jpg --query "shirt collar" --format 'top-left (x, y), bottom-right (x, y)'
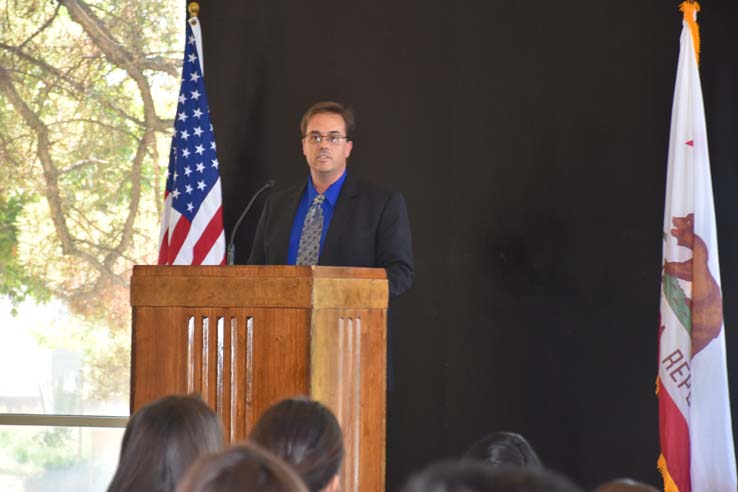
top-left (307, 169), bottom-right (347, 207)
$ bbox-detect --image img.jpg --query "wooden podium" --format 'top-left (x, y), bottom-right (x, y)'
top-left (130, 265), bottom-right (388, 492)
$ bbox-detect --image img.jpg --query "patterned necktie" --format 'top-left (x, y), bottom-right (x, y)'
top-left (296, 194), bottom-right (326, 265)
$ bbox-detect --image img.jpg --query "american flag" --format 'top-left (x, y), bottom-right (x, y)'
top-left (158, 15), bottom-right (225, 265)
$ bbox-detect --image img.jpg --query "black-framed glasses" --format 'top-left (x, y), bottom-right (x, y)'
top-left (303, 133), bottom-right (349, 145)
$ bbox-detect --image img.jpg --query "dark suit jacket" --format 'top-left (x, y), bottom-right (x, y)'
top-left (247, 174), bottom-right (414, 297)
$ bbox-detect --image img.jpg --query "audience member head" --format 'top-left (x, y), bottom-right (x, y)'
top-left (464, 431), bottom-right (542, 469)
top-left (464, 432), bottom-right (543, 468)
top-left (107, 394), bottom-right (224, 492)
top-left (177, 443), bottom-right (308, 492)
top-left (594, 478), bottom-right (660, 492)
top-left (402, 462), bottom-right (583, 492)
top-left (249, 397), bottom-right (344, 492)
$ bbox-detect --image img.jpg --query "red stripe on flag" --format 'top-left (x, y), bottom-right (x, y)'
top-left (192, 206), bottom-right (224, 265)
top-left (659, 383), bottom-right (691, 492)
top-left (166, 216), bottom-right (192, 265)
top-left (157, 228), bottom-right (169, 265)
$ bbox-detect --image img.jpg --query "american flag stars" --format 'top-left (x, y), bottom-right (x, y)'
top-left (162, 26), bottom-right (221, 223)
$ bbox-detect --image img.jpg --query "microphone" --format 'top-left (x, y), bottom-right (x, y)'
top-left (227, 179), bottom-right (276, 265)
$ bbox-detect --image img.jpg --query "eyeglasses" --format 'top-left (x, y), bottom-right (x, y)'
top-left (303, 133), bottom-right (349, 145)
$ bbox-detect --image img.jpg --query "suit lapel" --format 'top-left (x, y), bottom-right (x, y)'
top-left (272, 183), bottom-right (305, 263)
top-left (320, 174), bottom-right (358, 264)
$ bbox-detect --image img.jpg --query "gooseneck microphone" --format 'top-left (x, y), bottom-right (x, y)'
top-left (227, 179), bottom-right (276, 265)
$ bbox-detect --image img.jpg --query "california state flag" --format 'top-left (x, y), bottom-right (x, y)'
top-left (658, 2), bottom-right (737, 491)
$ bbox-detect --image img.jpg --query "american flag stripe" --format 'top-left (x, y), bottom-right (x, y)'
top-left (157, 193), bottom-right (173, 264)
top-left (166, 211), bottom-right (189, 263)
top-left (193, 209), bottom-right (225, 264)
top-left (199, 228), bottom-right (226, 265)
top-left (172, 179), bottom-right (222, 264)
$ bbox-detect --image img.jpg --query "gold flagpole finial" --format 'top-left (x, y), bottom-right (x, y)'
top-left (188, 2), bottom-right (200, 18)
top-left (679, 1), bottom-right (701, 65)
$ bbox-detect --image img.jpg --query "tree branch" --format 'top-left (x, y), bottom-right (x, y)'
top-left (49, 118), bottom-right (139, 140)
top-left (105, 131), bottom-right (148, 269)
top-left (0, 64), bottom-right (127, 288)
top-left (59, 157), bottom-right (110, 174)
top-left (17, 4), bottom-right (61, 52)
top-left (137, 55), bottom-right (179, 77)
top-left (0, 64), bottom-right (72, 253)
top-left (0, 47), bottom-right (148, 128)
top-left (58, 0), bottom-right (163, 271)
top-left (58, 0), bottom-right (159, 127)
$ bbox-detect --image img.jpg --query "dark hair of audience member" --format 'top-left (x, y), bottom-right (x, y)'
top-left (248, 397), bottom-right (344, 492)
top-left (176, 443), bottom-right (309, 492)
top-left (594, 478), bottom-right (660, 492)
top-left (107, 394), bottom-right (224, 492)
top-left (464, 431), bottom-right (542, 468)
top-left (401, 462), bottom-right (584, 492)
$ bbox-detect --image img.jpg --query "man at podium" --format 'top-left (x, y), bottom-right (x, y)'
top-left (248, 101), bottom-right (414, 298)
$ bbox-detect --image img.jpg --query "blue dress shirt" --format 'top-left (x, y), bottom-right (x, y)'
top-left (287, 170), bottom-right (347, 265)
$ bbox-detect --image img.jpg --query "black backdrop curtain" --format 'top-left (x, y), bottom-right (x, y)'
top-left (200, 1), bottom-right (738, 489)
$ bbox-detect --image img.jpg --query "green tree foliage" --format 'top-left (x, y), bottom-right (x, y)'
top-left (0, 193), bottom-right (50, 312)
top-left (0, 0), bottom-right (184, 400)
top-left (11, 427), bottom-right (81, 470)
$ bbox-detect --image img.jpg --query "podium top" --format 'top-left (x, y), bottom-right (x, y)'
top-left (130, 265), bottom-right (388, 309)
top-left (132, 265), bottom-right (387, 279)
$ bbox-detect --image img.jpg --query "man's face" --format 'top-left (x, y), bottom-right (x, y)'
top-left (302, 112), bottom-right (353, 182)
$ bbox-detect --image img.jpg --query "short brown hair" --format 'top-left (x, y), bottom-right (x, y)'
top-left (300, 101), bottom-right (355, 139)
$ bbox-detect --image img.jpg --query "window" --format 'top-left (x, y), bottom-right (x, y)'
top-left (0, 0), bottom-right (184, 489)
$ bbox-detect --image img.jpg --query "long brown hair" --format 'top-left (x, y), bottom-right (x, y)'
top-left (249, 397), bottom-right (344, 492)
top-left (176, 443), bottom-right (308, 492)
top-left (107, 394), bottom-right (224, 492)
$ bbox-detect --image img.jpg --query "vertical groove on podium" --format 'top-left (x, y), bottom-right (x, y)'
top-left (201, 317), bottom-right (210, 403)
top-left (344, 317), bottom-right (353, 440)
top-left (216, 316), bottom-right (226, 437)
top-left (187, 316), bottom-right (199, 394)
top-left (339, 315), bottom-right (361, 492)
top-left (230, 316), bottom-right (247, 442)
top-left (336, 317), bottom-right (345, 424)
top-left (352, 317), bottom-right (361, 492)
top-left (245, 315), bottom-right (255, 432)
